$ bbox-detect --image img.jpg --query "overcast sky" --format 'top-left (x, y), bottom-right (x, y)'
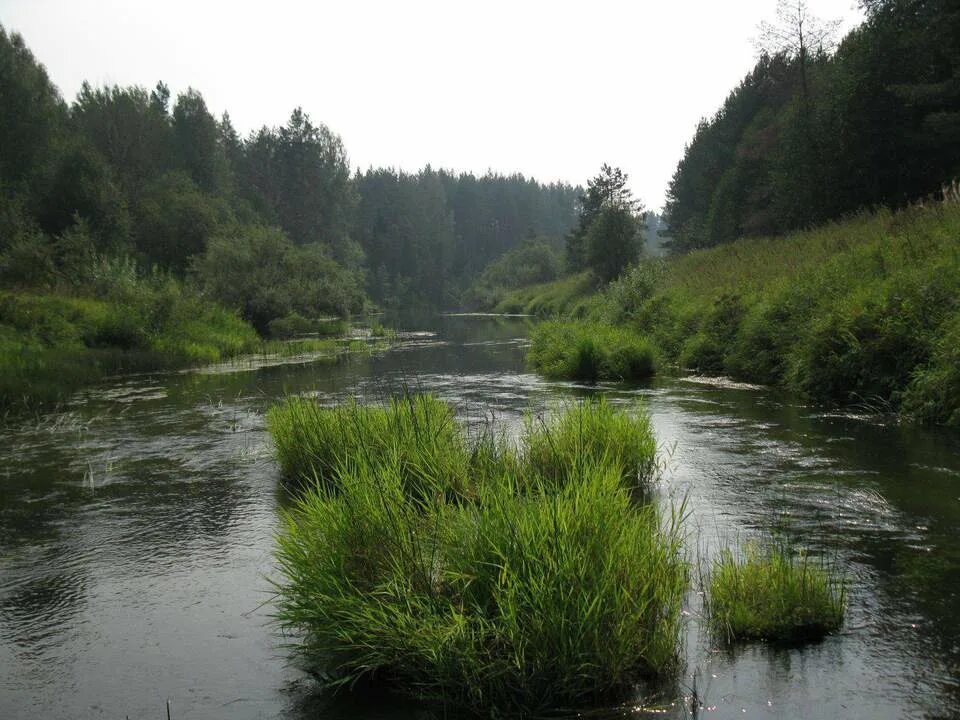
top-left (2, 0), bottom-right (863, 209)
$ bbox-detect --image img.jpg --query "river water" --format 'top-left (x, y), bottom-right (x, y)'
top-left (1, 315), bottom-right (958, 719)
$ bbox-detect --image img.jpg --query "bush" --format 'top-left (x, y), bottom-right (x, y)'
top-left (709, 542), bottom-right (846, 643)
top-left (193, 225), bottom-right (366, 333)
top-left (271, 394), bottom-right (686, 713)
top-left (464, 238), bottom-right (562, 310)
top-left (902, 314), bottom-right (960, 427)
top-left (527, 320), bottom-right (656, 381)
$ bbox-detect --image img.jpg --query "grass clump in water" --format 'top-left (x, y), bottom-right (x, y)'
top-left (708, 541), bottom-right (846, 643)
top-left (271, 394), bottom-right (686, 713)
top-left (523, 397), bottom-right (658, 491)
top-left (266, 394), bottom-right (473, 498)
top-left (528, 320), bottom-right (656, 382)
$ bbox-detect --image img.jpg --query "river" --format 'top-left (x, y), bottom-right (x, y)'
top-left (1, 315), bottom-right (958, 719)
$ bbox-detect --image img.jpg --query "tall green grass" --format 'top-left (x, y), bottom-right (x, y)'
top-left (266, 394), bottom-right (473, 499)
top-left (523, 398), bottom-right (658, 490)
top-left (575, 203), bottom-right (960, 426)
top-left (528, 320), bottom-right (657, 382)
top-left (708, 542), bottom-right (846, 643)
top-left (271, 394), bottom-right (685, 713)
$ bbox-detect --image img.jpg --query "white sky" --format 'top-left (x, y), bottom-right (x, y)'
top-left (1, 0), bottom-right (863, 210)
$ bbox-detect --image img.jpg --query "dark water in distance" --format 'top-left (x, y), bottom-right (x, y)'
top-left (1, 315), bottom-right (958, 720)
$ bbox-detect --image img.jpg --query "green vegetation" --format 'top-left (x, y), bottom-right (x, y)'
top-left (590, 204), bottom-right (960, 425)
top-left (709, 542), bottom-right (846, 643)
top-left (463, 238), bottom-right (562, 310)
top-left (522, 398), bottom-right (658, 489)
top-left (528, 320), bottom-right (656, 382)
top-left (267, 394), bottom-right (471, 496)
top-left (270, 395), bottom-right (685, 712)
top-left (266, 313), bottom-right (348, 340)
top-left (494, 271), bottom-right (597, 317)
top-left (0, 285), bottom-right (258, 408)
top-left (665, 0), bottom-right (960, 252)
top-left (1, 25), bottom-right (584, 404)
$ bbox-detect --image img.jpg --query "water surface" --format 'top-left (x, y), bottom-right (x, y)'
top-left (1, 315), bottom-right (958, 719)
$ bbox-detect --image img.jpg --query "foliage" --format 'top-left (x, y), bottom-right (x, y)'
top-left (566, 164), bottom-right (642, 272)
top-left (527, 320), bottom-right (657, 382)
top-left (271, 394), bottom-right (686, 713)
top-left (0, 284), bottom-right (257, 409)
top-left (584, 203), bottom-right (960, 425)
top-left (192, 225), bottom-right (365, 333)
top-left (585, 205), bottom-right (642, 283)
top-left (354, 169), bottom-right (579, 309)
top-left (463, 238), bottom-right (562, 309)
top-left (709, 541), bottom-right (846, 643)
top-left (665, 0), bottom-right (960, 251)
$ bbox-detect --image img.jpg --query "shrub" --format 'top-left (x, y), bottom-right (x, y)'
top-left (709, 542), bottom-right (846, 643)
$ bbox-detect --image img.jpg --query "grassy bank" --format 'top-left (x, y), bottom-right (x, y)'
top-left (270, 395), bottom-right (684, 713)
top-left (493, 271), bottom-right (597, 317)
top-left (526, 204), bottom-right (960, 426)
top-left (0, 288), bottom-right (259, 409)
top-left (708, 542), bottom-right (846, 643)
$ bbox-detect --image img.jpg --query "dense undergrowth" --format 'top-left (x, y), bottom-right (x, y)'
top-left (523, 204), bottom-right (960, 427)
top-left (0, 279), bottom-right (374, 411)
top-left (708, 542), bottom-right (846, 643)
top-left (269, 394), bottom-right (686, 713)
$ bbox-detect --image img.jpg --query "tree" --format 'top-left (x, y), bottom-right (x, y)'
top-left (172, 88), bottom-right (228, 194)
top-left (567, 165), bottom-right (642, 272)
top-left (585, 205), bottom-right (642, 283)
top-left (134, 171), bottom-right (229, 271)
top-left (757, 0), bottom-right (841, 101)
top-left (0, 25), bottom-right (66, 190)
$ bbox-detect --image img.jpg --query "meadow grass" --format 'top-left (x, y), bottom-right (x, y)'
top-left (527, 320), bottom-right (657, 382)
top-left (708, 542), bottom-right (846, 643)
top-left (578, 203), bottom-right (960, 426)
top-left (270, 394), bottom-right (686, 713)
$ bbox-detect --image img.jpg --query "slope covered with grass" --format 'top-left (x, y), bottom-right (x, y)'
top-left (526, 204), bottom-right (960, 426)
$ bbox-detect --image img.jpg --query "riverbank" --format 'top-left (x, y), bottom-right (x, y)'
top-left (514, 203), bottom-right (960, 428)
top-left (0, 288), bottom-right (376, 412)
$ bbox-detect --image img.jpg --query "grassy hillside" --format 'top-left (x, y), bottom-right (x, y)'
top-left (528, 204), bottom-right (960, 427)
top-left (493, 271), bottom-right (597, 317)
